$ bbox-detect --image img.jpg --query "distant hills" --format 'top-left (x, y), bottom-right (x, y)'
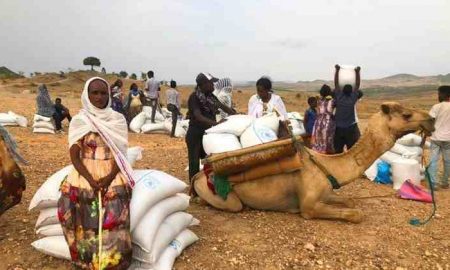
top-left (1, 66), bottom-right (449, 89)
top-left (289, 73), bottom-right (450, 91)
top-left (0, 66), bottom-right (23, 79)
top-left (232, 73), bottom-right (450, 89)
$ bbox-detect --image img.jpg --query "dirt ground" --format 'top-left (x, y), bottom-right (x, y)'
top-left (0, 76), bottom-right (449, 270)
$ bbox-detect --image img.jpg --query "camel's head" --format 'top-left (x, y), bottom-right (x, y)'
top-left (379, 102), bottom-right (435, 139)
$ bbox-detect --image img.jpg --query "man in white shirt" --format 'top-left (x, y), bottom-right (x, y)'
top-left (144, 70), bottom-right (160, 123)
top-left (166, 80), bottom-right (181, 137)
top-left (428, 85), bottom-right (450, 189)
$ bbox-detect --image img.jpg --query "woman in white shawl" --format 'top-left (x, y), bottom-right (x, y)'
top-left (58, 77), bottom-right (133, 270)
top-left (248, 77), bottom-right (288, 120)
top-left (214, 77), bottom-right (234, 120)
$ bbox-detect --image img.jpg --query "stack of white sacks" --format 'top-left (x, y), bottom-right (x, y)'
top-left (365, 133), bottom-right (430, 189)
top-left (287, 112), bottom-right (306, 136)
top-left (33, 114), bottom-right (56, 134)
top-left (129, 106), bottom-right (188, 138)
top-left (29, 147), bottom-right (199, 270)
top-left (202, 112), bottom-right (306, 155)
top-left (0, 111), bottom-right (28, 127)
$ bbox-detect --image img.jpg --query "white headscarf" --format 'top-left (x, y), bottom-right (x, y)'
top-left (68, 77), bottom-right (128, 156)
top-left (213, 78), bottom-right (233, 96)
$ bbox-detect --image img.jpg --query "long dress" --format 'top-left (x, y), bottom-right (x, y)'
top-left (58, 132), bottom-right (132, 270)
top-left (311, 97), bottom-right (336, 154)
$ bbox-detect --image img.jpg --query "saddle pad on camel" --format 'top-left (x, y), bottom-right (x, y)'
top-left (205, 135), bottom-right (303, 175)
top-left (204, 153), bottom-right (302, 200)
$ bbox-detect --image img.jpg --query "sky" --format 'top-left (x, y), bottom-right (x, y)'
top-left (1, 0), bottom-right (450, 83)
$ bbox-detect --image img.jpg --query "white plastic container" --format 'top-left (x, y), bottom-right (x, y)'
top-left (396, 133), bottom-right (430, 149)
top-left (365, 159), bottom-right (381, 181)
top-left (391, 158), bottom-right (422, 190)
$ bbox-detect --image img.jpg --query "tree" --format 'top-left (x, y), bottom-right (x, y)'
top-left (119, 71), bottom-right (128, 78)
top-left (130, 73), bottom-right (137, 80)
top-left (141, 72), bottom-right (147, 81)
top-left (83, 57), bottom-right (101, 71)
top-left (101, 67), bottom-right (106, 74)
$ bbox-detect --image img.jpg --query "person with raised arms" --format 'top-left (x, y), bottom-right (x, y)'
top-left (333, 65), bottom-right (363, 153)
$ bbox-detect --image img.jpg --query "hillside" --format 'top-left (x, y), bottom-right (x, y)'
top-left (437, 73), bottom-right (450, 83)
top-left (291, 72), bottom-right (449, 91)
top-left (381, 73), bottom-right (420, 81)
top-left (0, 66), bottom-right (23, 79)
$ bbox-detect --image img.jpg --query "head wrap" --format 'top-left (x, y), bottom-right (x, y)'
top-left (68, 77), bottom-right (135, 187)
top-left (214, 78), bottom-right (233, 94)
top-left (36, 84), bottom-right (55, 117)
top-left (68, 77), bottom-right (128, 156)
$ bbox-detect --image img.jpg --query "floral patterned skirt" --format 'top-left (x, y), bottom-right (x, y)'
top-left (311, 114), bottom-right (336, 154)
top-left (58, 160), bottom-right (132, 270)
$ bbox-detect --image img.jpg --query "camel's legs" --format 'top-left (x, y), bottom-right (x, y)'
top-left (301, 194), bottom-right (363, 223)
top-left (194, 174), bottom-right (243, 212)
top-left (323, 192), bottom-right (356, 208)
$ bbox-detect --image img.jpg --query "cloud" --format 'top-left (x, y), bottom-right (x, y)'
top-left (1, 0), bottom-right (450, 82)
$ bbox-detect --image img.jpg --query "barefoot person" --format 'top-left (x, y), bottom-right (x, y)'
top-left (58, 77), bottom-right (133, 269)
top-left (333, 65), bottom-right (363, 153)
top-left (186, 73), bottom-right (236, 184)
top-left (428, 85), bottom-right (450, 189)
top-left (248, 77), bottom-right (288, 120)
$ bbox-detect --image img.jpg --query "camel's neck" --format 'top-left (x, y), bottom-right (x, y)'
top-left (312, 116), bottom-right (396, 187)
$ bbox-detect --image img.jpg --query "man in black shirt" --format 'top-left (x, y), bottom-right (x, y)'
top-left (333, 65), bottom-right (363, 153)
top-left (186, 73), bottom-right (236, 186)
top-left (54, 98), bottom-right (72, 133)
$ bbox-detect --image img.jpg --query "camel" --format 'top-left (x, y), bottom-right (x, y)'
top-left (194, 102), bottom-right (435, 223)
top-left (0, 131), bottom-right (26, 216)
